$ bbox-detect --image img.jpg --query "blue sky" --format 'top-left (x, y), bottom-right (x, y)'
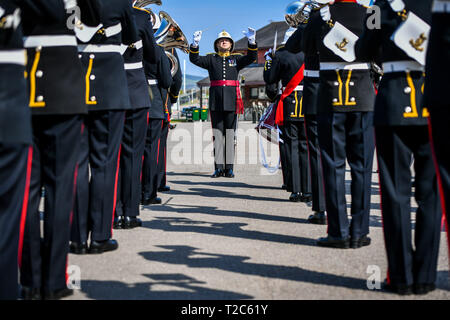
top-left (146, 0), bottom-right (290, 77)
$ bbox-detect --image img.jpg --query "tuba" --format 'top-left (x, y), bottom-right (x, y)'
top-left (134, 0), bottom-right (162, 28)
top-left (285, 1), bottom-right (323, 27)
top-left (154, 11), bottom-right (189, 76)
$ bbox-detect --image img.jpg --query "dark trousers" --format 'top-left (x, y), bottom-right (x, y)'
top-left (0, 144), bottom-right (31, 299)
top-left (305, 115), bottom-right (326, 212)
top-left (285, 120), bottom-right (311, 195)
top-left (278, 125), bottom-right (289, 188)
top-left (142, 119), bottom-right (163, 199)
top-left (21, 115), bottom-right (82, 291)
top-left (210, 110), bottom-right (237, 171)
top-left (376, 126), bottom-right (441, 286)
top-left (157, 121), bottom-right (169, 189)
top-left (317, 112), bottom-right (375, 239)
top-left (429, 108), bottom-right (450, 240)
top-left (115, 108), bottom-right (148, 218)
top-left (71, 111), bottom-right (125, 243)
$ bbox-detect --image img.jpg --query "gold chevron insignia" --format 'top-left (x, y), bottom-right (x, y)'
top-left (335, 38), bottom-right (349, 52)
top-left (409, 33), bottom-right (427, 52)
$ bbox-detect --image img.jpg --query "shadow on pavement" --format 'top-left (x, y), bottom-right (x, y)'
top-left (170, 180), bottom-right (284, 191)
top-left (142, 217), bottom-right (318, 247)
top-left (139, 245), bottom-right (369, 292)
top-left (80, 273), bottom-right (252, 300)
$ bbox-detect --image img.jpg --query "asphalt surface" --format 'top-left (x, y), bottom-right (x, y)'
top-left (67, 121), bottom-right (450, 300)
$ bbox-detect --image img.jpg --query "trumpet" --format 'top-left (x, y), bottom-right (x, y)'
top-left (285, 1), bottom-right (323, 28)
top-left (154, 11), bottom-right (189, 77)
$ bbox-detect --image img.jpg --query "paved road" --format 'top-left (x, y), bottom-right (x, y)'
top-left (67, 121), bottom-right (450, 300)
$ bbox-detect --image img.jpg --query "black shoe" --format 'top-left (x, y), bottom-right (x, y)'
top-left (308, 212), bottom-right (327, 225)
top-left (317, 235), bottom-right (350, 249)
top-left (21, 287), bottom-right (42, 300)
top-left (383, 282), bottom-right (413, 295)
top-left (413, 283), bottom-right (436, 295)
top-left (158, 186), bottom-right (171, 192)
top-left (69, 242), bottom-right (88, 255)
top-left (224, 169), bottom-right (235, 178)
top-left (211, 169), bottom-right (224, 178)
top-left (300, 193), bottom-right (313, 203)
top-left (142, 196), bottom-right (162, 205)
top-left (350, 235), bottom-right (371, 249)
top-left (113, 216), bottom-right (124, 229)
top-left (43, 287), bottom-right (74, 300)
top-left (89, 239), bottom-right (119, 254)
top-left (289, 192), bottom-right (302, 202)
top-left (122, 216), bottom-right (142, 229)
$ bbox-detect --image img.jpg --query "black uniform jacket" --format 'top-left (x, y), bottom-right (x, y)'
top-left (356, 0), bottom-right (433, 126)
top-left (285, 23), bottom-right (321, 116)
top-left (0, 0), bottom-right (31, 144)
top-left (160, 48), bottom-right (182, 119)
top-left (144, 45), bottom-right (173, 120)
top-left (304, 5), bottom-right (375, 114)
top-left (424, 3), bottom-right (449, 111)
top-left (16, 0), bottom-right (101, 116)
top-left (189, 42), bottom-right (258, 112)
top-left (264, 47), bottom-right (305, 121)
top-left (78, 0), bottom-right (139, 111)
top-left (123, 6), bottom-right (158, 110)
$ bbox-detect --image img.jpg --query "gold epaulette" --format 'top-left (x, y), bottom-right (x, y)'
top-left (133, 7), bottom-right (151, 14)
top-left (231, 53), bottom-right (244, 56)
top-left (206, 52), bottom-right (216, 55)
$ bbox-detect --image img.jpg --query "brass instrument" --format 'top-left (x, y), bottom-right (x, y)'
top-left (284, 1), bottom-right (323, 28)
top-left (134, 0), bottom-right (162, 7)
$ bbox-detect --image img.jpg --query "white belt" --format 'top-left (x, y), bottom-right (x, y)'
top-left (382, 61), bottom-right (425, 73)
top-left (0, 50), bottom-right (26, 65)
top-left (433, 0), bottom-right (450, 12)
top-left (23, 35), bottom-right (77, 48)
top-left (78, 44), bottom-right (125, 54)
top-left (101, 23), bottom-right (122, 38)
top-left (283, 85), bottom-right (304, 91)
top-left (320, 62), bottom-right (370, 71)
top-left (304, 69), bottom-right (320, 78)
top-left (125, 62), bottom-right (143, 70)
top-left (148, 79), bottom-right (158, 85)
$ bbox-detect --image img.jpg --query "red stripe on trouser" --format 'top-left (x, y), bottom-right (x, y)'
top-left (156, 121), bottom-right (163, 165)
top-left (427, 117), bottom-right (450, 264)
top-left (374, 129), bottom-right (391, 285)
top-left (111, 144), bottom-right (122, 236)
top-left (18, 146), bottom-right (33, 268)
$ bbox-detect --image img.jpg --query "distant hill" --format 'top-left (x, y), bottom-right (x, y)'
top-left (182, 74), bottom-right (204, 92)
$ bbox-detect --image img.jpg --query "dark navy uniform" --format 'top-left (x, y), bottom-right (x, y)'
top-left (356, 0), bottom-right (440, 294)
top-left (158, 47), bottom-right (182, 191)
top-left (113, 6), bottom-right (158, 228)
top-left (264, 46), bottom-right (311, 200)
top-left (286, 23), bottom-right (326, 220)
top-left (189, 41), bottom-right (257, 174)
top-left (142, 44), bottom-right (172, 204)
top-left (304, 2), bottom-right (376, 247)
top-left (426, 0), bottom-right (450, 257)
top-left (72, 0), bottom-right (139, 250)
top-left (0, 0), bottom-right (32, 300)
top-left (16, 0), bottom-right (100, 298)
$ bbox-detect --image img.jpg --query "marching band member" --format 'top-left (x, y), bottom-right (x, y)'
top-left (304, 0), bottom-right (376, 249)
top-left (264, 28), bottom-right (312, 203)
top-left (0, 0), bottom-right (32, 300)
top-left (189, 28), bottom-right (258, 178)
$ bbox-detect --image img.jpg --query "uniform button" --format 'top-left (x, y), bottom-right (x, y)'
top-left (90, 54), bottom-right (95, 59)
top-left (405, 106), bottom-right (412, 113)
top-left (36, 70), bottom-right (43, 78)
top-left (90, 96), bottom-right (96, 102)
top-left (223, 84), bottom-right (226, 87)
top-left (78, 54), bottom-right (82, 59)
top-left (350, 97), bottom-right (356, 102)
top-left (334, 82), bottom-right (339, 86)
top-left (36, 95), bottom-right (44, 102)
top-left (404, 87), bottom-right (412, 94)
top-left (333, 98), bottom-right (338, 103)
top-left (36, 46), bottom-right (42, 52)
top-left (349, 82), bottom-right (354, 86)
top-left (90, 75), bottom-right (96, 81)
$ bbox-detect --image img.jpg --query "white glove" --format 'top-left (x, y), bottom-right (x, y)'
top-left (192, 30), bottom-right (202, 47)
top-left (264, 48), bottom-right (273, 62)
top-left (243, 27), bottom-right (256, 45)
